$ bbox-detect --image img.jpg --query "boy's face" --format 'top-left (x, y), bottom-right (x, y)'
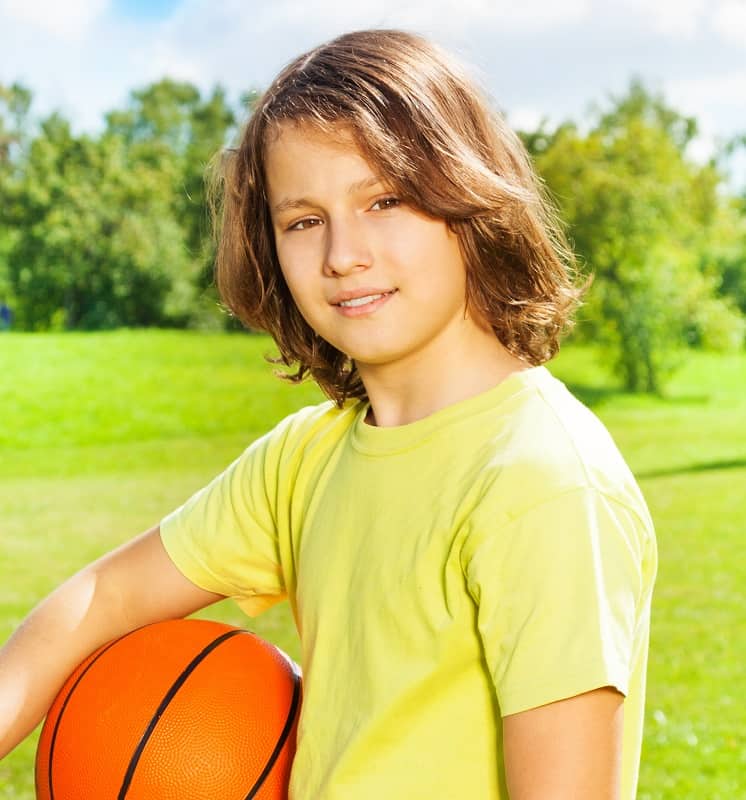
top-left (265, 121), bottom-right (485, 373)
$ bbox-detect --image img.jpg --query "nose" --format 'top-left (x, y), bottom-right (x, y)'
top-left (323, 215), bottom-right (373, 277)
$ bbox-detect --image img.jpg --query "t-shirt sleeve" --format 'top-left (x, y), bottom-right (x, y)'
top-left (462, 486), bottom-right (648, 717)
top-left (159, 416), bottom-right (295, 617)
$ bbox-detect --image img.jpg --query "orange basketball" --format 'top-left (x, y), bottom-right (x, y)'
top-left (35, 619), bottom-right (301, 799)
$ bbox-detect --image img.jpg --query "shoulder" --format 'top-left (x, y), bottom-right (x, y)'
top-left (468, 366), bottom-right (652, 530)
top-left (279, 396), bottom-right (360, 443)
top-left (270, 398), bottom-right (339, 441)
top-left (249, 395), bottom-right (361, 468)
top-left (169, 397), bottom-right (359, 521)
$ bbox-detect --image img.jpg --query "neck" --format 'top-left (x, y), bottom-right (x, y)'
top-left (358, 324), bottom-right (528, 429)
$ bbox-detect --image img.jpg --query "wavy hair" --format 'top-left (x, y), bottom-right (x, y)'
top-left (209, 29), bottom-right (586, 408)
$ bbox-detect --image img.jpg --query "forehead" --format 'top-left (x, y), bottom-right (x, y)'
top-left (264, 121), bottom-right (381, 203)
top-left (265, 117), bottom-right (357, 149)
top-left (264, 120), bottom-right (365, 169)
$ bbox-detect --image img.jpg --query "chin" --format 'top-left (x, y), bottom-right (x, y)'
top-left (335, 336), bottom-right (416, 368)
top-left (348, 350), bottom-right (406, 369)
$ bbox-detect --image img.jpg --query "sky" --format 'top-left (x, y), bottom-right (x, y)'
top-left (1, 0), bottom-right (745, 181)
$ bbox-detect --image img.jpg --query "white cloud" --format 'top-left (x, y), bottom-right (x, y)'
top-left (712, 0), bottom-right (746, 45)
top-left (216, 0), bottom-right (592, 36)
top-left (505, 106), bottom-right (549, 131)
top-left (640, 0), bottom-right (708, 39)
top-left (147, 41), bottom-right (204, 85)
top-left (666, 71), bottom-right (746, 122)
top-left (142, 0), bottom-right (596, 110)
top-left (664, 70), bottom-right (746, 167)
top-left (0, 0), bottom-right (108, 40)
top-left (616, 0), bottom-right (746, 41)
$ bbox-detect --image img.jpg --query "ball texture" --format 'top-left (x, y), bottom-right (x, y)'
top-left (35, 619), bottom-right (301, 800)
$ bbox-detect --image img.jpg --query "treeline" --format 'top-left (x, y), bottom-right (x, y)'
top-left (1, 78), bottom-right (745, 391)
top-left (0, 80), bottom-right (247, 332)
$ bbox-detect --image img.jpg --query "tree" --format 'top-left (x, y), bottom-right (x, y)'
top-left (0, 82), bottom-right (32, 166)
top-left (3, 113), bottom-right (193, 329)
top-left (0, 83), bottom-right (33, 311)
top-left (1, 80), bottom-right (243, 330)
top-left (105, 80), bottom-right (238, 323)
top-left (710, 134), bottom-right (746, 316)
top-left (695, 197), bottom-right (746, 332)
top-left (522, 80), bottom-right (745, 392)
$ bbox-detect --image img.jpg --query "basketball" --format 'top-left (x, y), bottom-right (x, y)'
top-left (35, 618), bottom-right (301, 799)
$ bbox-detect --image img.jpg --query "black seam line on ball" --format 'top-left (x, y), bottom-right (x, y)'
top-left (244, 667), bottom-right (302, 800)
top-left (47, 630), bottom-right (140, 800)
top-left (118, 629), bottom-right (244, 800)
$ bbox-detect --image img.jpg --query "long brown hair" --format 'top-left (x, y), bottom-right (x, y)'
top-left (209, 29), bottom-right (586, 408)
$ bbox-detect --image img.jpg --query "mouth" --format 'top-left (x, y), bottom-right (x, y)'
top-left (334, 290), bottom-right (397, 308)
top-left (333, 289), bottom-right (397, 316)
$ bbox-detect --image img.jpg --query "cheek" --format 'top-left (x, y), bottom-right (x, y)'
top-left (275, 244), bottom-right (308, 293)
top-left (276, 232), bottom-right (324, 280)
top-left (275, 259), bottom-right (307, 314)
top-left (391, 224), bottom-right (466, 289)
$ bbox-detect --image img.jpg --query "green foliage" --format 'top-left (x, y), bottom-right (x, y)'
top-left (3, 116), bottom-right (186, 328)
top-left (105, 79), bottom-right (238, 292)
top-left (0, 82), bottom-right (32, 168)
top-left (1, 80), bottom-right (241, 330)
top-left (0, 82), bottom-right (33, 311)
top-left (523, 79), bottom-right (746, 392)
top-left (698, 196), bottom-right (746, 319)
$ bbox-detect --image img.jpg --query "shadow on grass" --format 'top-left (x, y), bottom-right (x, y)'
top-left (564, 383), bottom-right (623, 407)
top-left (638, 458), bottom-right (746, 480)
top-left (661, 394), bottom-right (710, 405)
top-left (565, 383), bottom-right (711, 408)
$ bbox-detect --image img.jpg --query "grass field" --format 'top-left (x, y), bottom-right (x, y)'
top-left (1, 330), bottom-right (744, 798)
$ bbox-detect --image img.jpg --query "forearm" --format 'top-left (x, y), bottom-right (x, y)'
top-left (0, 566), bottom-right (133, 759)
top-left (0, 526), bottom-right (223, 760)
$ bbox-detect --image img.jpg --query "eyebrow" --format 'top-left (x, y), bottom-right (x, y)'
top-left (272, 175), bottom-right (385, 215)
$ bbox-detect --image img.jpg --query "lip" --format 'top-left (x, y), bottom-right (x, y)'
top-left (333, 289), bottom-right (397, 317)
top-left (329, 287), bottom-right (396, 305)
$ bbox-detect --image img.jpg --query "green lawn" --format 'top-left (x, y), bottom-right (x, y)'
top-left (1, 330), bottom-right (744, 798)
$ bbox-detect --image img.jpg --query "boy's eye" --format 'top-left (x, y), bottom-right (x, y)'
top-left (371, 196), bottom-right (400, 211)
top-left (288, 217), bottom-right (322, 232)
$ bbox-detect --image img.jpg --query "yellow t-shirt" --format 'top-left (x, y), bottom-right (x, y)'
top-left (160, 365), bottom-right (657, 799)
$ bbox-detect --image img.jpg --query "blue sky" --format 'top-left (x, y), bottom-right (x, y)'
top-left (1, 0), bottom-right (745, 183)
top-left (112, 0), bottom-right (182, 21)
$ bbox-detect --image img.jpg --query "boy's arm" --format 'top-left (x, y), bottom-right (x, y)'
top-left (0, 525), bottom-right (223, 760)
top-left (503, 685), bottom-right (624, 799)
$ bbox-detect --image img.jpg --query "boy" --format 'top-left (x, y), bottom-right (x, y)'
top-left (0, 29), bottom-right (657, 799)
